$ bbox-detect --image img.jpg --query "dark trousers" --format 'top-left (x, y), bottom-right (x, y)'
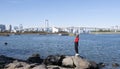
top-left (74, 42), bottom-right (79, 53)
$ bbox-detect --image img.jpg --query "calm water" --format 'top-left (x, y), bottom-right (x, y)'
top-left (0, 34), bottom-right (120, 69)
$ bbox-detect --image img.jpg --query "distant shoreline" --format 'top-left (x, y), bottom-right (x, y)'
top-left (1, 32), bottom-right (120, 36)
top-left (0, 32), bottom-right (71, 36)
top-left (90, 32), bottom-right (120, 34)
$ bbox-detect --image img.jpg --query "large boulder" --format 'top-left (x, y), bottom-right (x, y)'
top-left (62, 55), bottom-right (90, 68)
top-left (61, 55), bottom-right (99, 69)
top-left (62, 56), bottom-right (75, 67)
top-left (27, 53), bottom-right (43, 63)
top-left (5, 60), bottom-right (29, 69)
top-left (72, 56), bottom-right (90, 69)
top-left (0, 55), bottom-right (20, 69)
top-left (44, 55), bottom-right (65, 65)
top-left (5, 60), bottom-right (48, 69)
top-left (0, 55), bottom-right (15, 63)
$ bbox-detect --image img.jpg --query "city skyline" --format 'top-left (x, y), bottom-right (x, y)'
top-left (0, 0), bottom-right (120, 28)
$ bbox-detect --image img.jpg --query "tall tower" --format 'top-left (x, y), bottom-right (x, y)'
top-left (45, 19), bottom-right (49, 28)
top-left (9, 25), bottom-right (12, 32)
top-left (45, 19), bottom-right (49, 32)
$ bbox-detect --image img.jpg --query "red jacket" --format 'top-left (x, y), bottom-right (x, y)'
top-left (74, 37), bottom-right (79, 43)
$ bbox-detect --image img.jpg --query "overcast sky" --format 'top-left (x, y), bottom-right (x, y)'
top-left (0, 0), bottom-right (120, 28)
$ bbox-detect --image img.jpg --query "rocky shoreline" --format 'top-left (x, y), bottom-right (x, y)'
top-left (0, 54), bottom-right (119, 69)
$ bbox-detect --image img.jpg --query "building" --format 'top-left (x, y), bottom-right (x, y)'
top-left (19, 24), bottom-right (23, 31)
top-left (13, 26), bottom-right (19, 32)
top-left (0, 24), bottom-right (6, 32)
top-left (52, 27), bottom-right (59, 33)
top-left (9, 25), bottom-right (12, 32)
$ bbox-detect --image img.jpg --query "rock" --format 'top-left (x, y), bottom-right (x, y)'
top-left (98, 62), bottom-right (106, 68)
top-left (29, 63), bottom-right (39, 68)
top-left (45, 55), bottom-right (100, 69)
top-left (5, 62), bottom-right (47, 69)
top-left (44, 55), bottom-right (65, 65)
top-left (0, 55), bottom-right (15, 63)
top-left (112, 63), bottom-right (119, 67)
top-left (75, 67), bottom-right (84, 69)
top-left (0, 55), bottom-right (17, 69)
top-left (27, 53), bottom-right (43, 63)
top-left (23, 63), bottom-right (39, 69)
top-left (0, 64), bottom-right (4, 69)
top-left (5, 60), bottom-right (29, 69)
top-left (32, 64), bottom-right (47, 69)
top-left (5, 63), bottom-right (16, 69)
top-left (23, 65), bottom-right (31, 69)
top-left (44, 55), bottom-right (60, 65)
top-left (47, 65), bottom-right (62, 69)
top-left (0, 60), bottom-right (6, 68)
top-left (62, 55), bottom-right (99, 69)
top-left (72, 56), bottom-right (90, 69)
top-left (15, 63), bottom-right (23, 68)
top-left (89, 61), bottom-right (99, 69)
top-left (52, 67), bottom-right (60, 69)
top-left (62, 56), bottom-right (75, 67)
top-left (57, 55), bottom-right (66, 66)
top-left (0, 54), bottom-right (100, 69)
top-left (4, 42), bottom-right (8, 45)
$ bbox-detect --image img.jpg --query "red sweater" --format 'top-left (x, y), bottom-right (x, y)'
top-left (74, 37), bottom-right (79, 42)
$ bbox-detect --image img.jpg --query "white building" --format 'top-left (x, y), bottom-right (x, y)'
top-left (52, 27), bottom-right (59, 33)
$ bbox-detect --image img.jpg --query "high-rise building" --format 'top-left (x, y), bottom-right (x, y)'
top-left (45, 19), bottom-right (49, 28)
top-left (9, 25), bottom-right (12, 32)
top-left (19, 24), bottom-right (23, 31)
top-left (45, 19), bottom-right (49, 32)
top-left (0, 24), bottom-right (6, 32)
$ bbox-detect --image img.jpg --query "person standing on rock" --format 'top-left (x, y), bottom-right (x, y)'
top-left (74, 34), bottom-right (79, 56)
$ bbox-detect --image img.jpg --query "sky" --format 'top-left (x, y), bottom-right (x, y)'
top-left (0, 0), bottom-right (120, 28)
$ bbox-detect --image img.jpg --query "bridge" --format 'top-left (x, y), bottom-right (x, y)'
top-left (57, 27), bottom-right (111, 34)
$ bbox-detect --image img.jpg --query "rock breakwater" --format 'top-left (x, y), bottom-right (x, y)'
top-left (0, 54), bottom-right (111, 69)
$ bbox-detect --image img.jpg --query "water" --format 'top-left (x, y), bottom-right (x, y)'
top-left (0, 34), bottom-right (120, 69)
